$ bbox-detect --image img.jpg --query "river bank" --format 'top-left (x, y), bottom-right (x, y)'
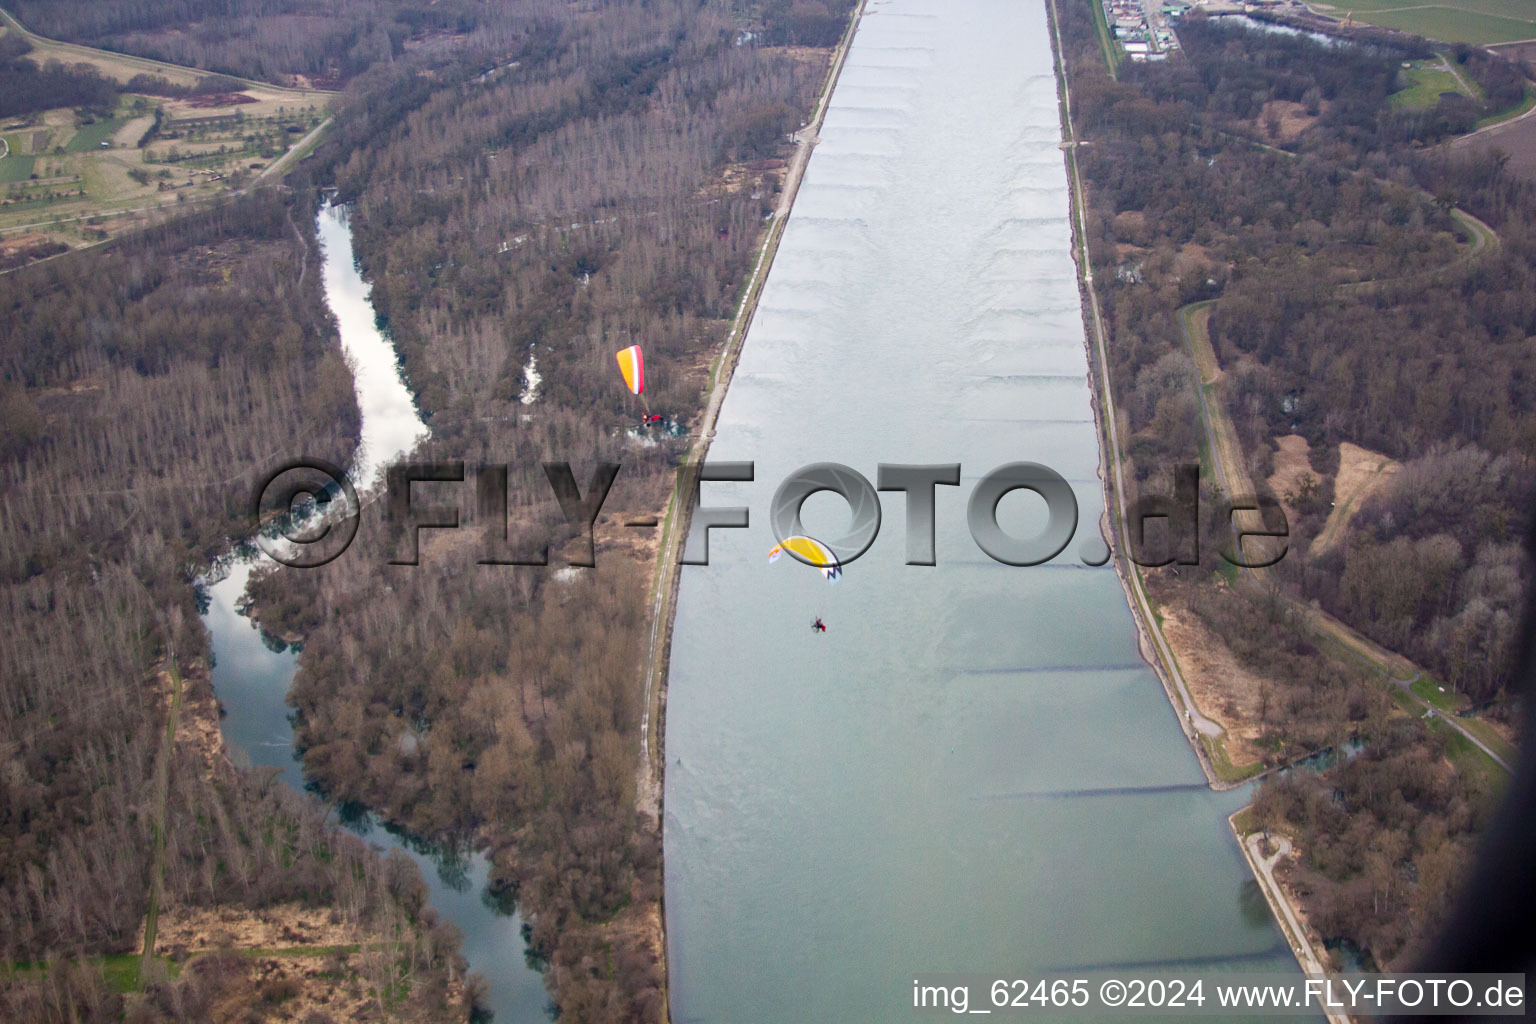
top-left (1048, 2), bottom-right (1352, 991)
top-left (135, 652), bottom-right (477, 1020)
top-left (1231, 813), bottom-right (1353, 1024)
top-left (1046, 0), bottom-right (1235, 791)
top-left (636, 6), bottom-right (868, 1015)
top-left (199, 202), bottom-right (549, 1023)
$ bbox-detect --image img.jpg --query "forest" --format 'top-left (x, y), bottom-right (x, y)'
top-left (4, 0), bottom-right (848, 87)
top-left (241, 2), bottom-right (855, 1017)
top-left (1056, 0), bottom-right (1530, 970)
top-left (22, 0), bottom-right (1526, 1009)
top-left (9, 0), bottom-right (419, 84)
top-left (6, 0), bottom-right (859, 86)
top-left (1065, 9), bottom-right (1534, 703)
top-left (0, 36), bottom-right (118, 118)
top-left (0, 193), bottom-right (468, 1019)
top-left (3, 0), bottom-right (857, 1017)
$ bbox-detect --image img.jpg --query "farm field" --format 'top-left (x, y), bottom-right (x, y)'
top-left (1310, 0), bottom-right (1536, 44)
top-left (1450, 106), bottom-right (1536, 183)
top-left (1, 97), bottom-right (327, 252)
top-left (0, 9), bottom-right (333, 269)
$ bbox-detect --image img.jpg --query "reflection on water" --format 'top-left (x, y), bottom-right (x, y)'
top-left (663, 2), bottom-right (1310, 1021)
top-left (1213, 14), bottom-right (1348, 47)
top-left (198, 203), bottom-right (549, 1021)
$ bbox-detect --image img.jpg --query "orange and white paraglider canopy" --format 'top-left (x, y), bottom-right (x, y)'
top-left (615, 345), bottom-right (645, 396)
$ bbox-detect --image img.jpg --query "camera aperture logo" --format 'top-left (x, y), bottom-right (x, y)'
top-left (252, 458), bottom-right (1288, 571)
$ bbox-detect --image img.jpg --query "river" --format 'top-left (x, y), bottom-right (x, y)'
top-left (198, 203), bottom-right (549, 1022)
top-left (662, 2), bottom-right (1303, 1021)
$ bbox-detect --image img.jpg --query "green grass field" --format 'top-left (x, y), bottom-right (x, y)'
top-left (1332, 0), bottom-right (1531, 16)
top-left (64, 117), bottom-right (129, 153)
top-left (1410, 676), bottom-right (1466, 712)
top-left (1202, 732), bottom-right (1266, 783)
top-left (1432, 719), bottom-right (1505, 794)
top-left (1391, 62), bottom-right (1475, 108)
top-left (0, 151), bottom-right (35, 182)
top-left (1314, 0), bottom-right (1536, 44)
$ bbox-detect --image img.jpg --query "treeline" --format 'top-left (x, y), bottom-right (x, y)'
top-left (1, 755), bottom-right (470, 1021)
top-left (8, 0), bottom-right (569, 85)
top-left (0, 35), bottom-right (248, 121)
top-left (0, 194), bottom-right (464, 1020)
top-left (1384, 42), bottom-right (1529, 142)
top-left (0, 37), bottom-right (117, 118)
top-left (1055, 0), bottom-right (1527, 970)
top-left (1252, 722), bottom-right (1487, 968)
top-left (124, 71), bottom-right (247, 97)
top-left (1143, 16), bottom-right (1419, 128)
top-left (1161, 16), bottom-right (1521, 149)
top-left (1210, 156), bottom-right (1536, 699)
top-left (243, 2), bottom-right (850, 1019)
top-left (1300, 448), bottom-right (1527, 699)
top-left (1067, 16), bottom-right (1466, 484)
top-left (1062, 1), bottom-right (1534, 701)
top-left (757, 0), bottom-right (850, 47)
top-left (1180, 578), bottom-right (1492, 968)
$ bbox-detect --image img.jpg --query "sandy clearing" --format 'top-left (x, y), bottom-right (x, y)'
top-left (1160, 601), bottom-right (1269, 769)
top-left (1266, 434), bottom-right (1314, 523)
top-left (147, 903), bottom-right (467, 1024)
top-left (1257, 99), bottom-right (1321, 142)
top-left (175, 660), bottom-right (228, 778)
top-left (1312, 442), bottom-right (1399, 557)
top-left (112, 116), bottom-right (154, 148)
top-left (152, 903), bottom-right (363, 955)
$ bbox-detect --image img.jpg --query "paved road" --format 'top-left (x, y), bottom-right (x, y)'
top-left (1453, 82), bottom-right (1536, 143)
top-left (1242, 832), bottom-right (1350, 1024)
top-left (1394, 677), bottom-right (1513, 773)
top-left (259, 117), bottom-right (333, 182)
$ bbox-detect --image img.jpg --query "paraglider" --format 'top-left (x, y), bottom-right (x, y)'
top-left (615, 344), bottom-right (645, 397)
top-left (615, 343), bottom-right (653, 423)
top-left (770, 535), bottom-right (840, 634)
top-left (768, 535), bottom-right (842, 583)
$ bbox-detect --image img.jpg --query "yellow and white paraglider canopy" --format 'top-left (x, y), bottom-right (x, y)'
top-left (768, 535), bottom-right (843, 583)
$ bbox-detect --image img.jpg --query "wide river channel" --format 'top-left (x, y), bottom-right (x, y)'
top-left (662, 2), bottom-right (1301, 1021)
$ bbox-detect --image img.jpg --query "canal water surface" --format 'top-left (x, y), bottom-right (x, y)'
top-left (662, 2), bottom-right (1301, 1020)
